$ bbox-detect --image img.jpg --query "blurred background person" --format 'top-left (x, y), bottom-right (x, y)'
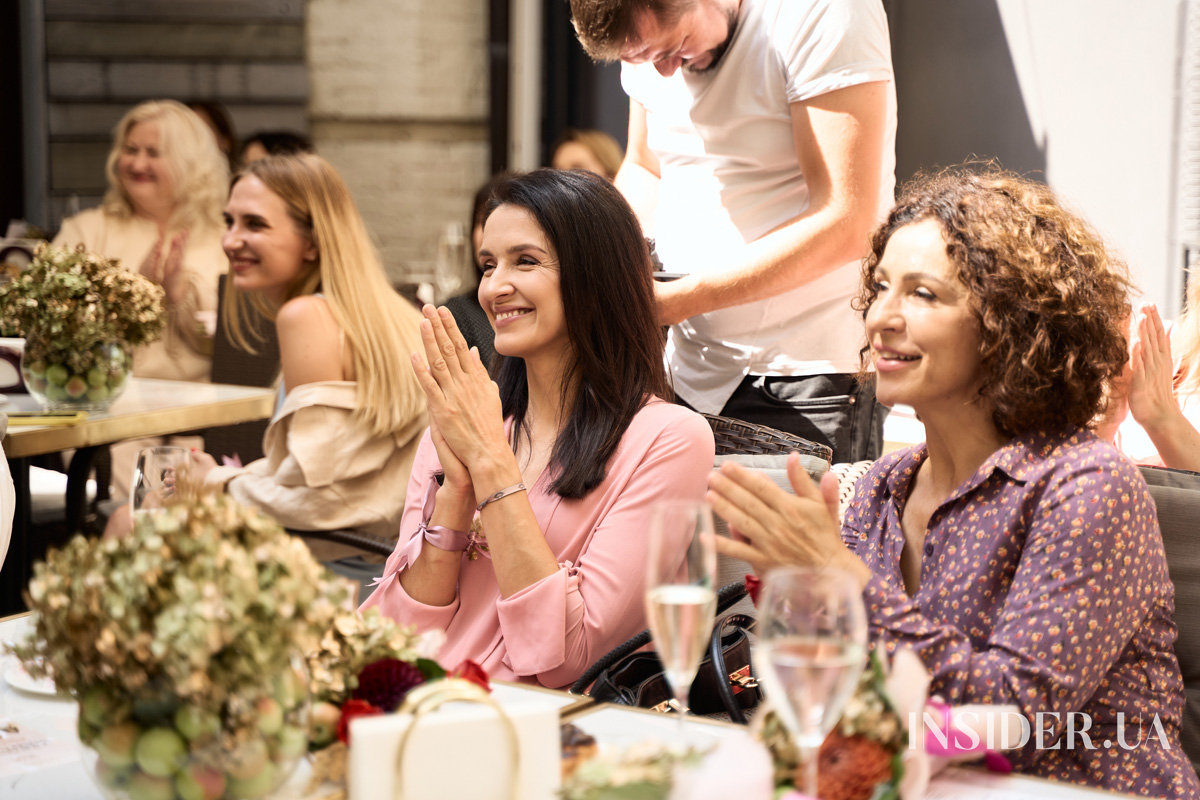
top-left (241, 130), bottom-right (316, 165)
top-left (54, 99), bottom-right (229, 497)
top-left (1109, 299), bottom-right (1200, 470)
top-left (187, 100), bottom-right (238, 173)
top-left (550, 128), bottom-right (624, 180)
top-left (443, 172), bottom-right (512, 369)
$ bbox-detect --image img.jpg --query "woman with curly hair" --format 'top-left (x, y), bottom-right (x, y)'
top-left (708, 167), bottom-right (1198, 797)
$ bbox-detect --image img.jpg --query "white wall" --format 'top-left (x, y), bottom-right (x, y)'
top-left (996, 0), bottom-right (1185, 309)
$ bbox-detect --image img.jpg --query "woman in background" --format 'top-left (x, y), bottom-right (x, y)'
top-left (708, 167), bottom-right (1198, 797)
top-left (363, 169), bottom-right (713, 688)
top-left (187, 100), bottom-right (239, 173)
top-left (550, 129), bottom-right (624, 180)
top-left (54, 99), bottom-right (229, 496)
top-left (241, 130), bottom-right (315, 165)
top-left (1110, 299), bottom-right (1200, 470)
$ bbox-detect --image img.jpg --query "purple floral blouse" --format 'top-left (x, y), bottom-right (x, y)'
top-left (843, 427), bottom-right (1200, 798)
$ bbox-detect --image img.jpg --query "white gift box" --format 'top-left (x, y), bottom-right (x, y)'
top-left (348, 684), bottom-right (560, 800)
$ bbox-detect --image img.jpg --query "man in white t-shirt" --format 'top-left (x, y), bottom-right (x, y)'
top-left (570, 0), bottom-right (897, 461)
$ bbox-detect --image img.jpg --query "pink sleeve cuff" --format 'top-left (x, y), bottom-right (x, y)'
top-left (359, 478), bottom-right (461, 629)
top-left (495, 563), bottom-right (583, 676)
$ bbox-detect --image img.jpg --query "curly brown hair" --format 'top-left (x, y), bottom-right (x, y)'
top-left (855, 165), bottom-right (1132, 437)
top-left (569, 0), bottom-right (695, 61)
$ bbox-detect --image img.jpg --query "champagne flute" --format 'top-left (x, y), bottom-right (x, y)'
top-left (130, 445), bottom-right (191, 525)
top-left (644, 500), bottom-right (718, 733)
top-left (756, 566), bottom-right (868, 798)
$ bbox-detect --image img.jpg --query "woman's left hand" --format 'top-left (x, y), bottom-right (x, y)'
top-left (158, 230), bottom-right (189, 306)
top-left (410, 305), bottom-right (508, 471)
top-left (707, 453), bottom-right (869, 583)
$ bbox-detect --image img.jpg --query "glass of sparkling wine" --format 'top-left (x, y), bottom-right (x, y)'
top-left (130, 445), bottom-right (192, 525)
top-left (644, 500), bottom-right (718, 732)
top-left (756, 566), bottom-right (868, 798)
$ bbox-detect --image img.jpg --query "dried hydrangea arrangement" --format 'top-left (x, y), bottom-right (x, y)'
top-left (9, 493), bottom-right (433, 800)
top-left (0, 242), bottom-right (166, 373)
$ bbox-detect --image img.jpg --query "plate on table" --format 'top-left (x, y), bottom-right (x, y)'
top-left (3, 663), bottom-right (61, 696)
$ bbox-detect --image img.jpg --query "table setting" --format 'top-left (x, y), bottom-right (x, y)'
top-left (0, 491), bottom-right (1139, 800)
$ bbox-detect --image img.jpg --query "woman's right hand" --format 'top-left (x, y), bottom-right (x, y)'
top-left (707, 453), bottom-right (871, 587)
top-left (1127, 304), bottom-right (1178, 429)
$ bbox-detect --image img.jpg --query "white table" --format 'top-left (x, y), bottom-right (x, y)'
top-left (1, 379), bottom-right (276, 615)
top-left (0, 615), bottom-right (1137, 800)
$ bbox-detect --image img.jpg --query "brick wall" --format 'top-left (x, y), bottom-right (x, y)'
top-left (307, 0), bottom-right (489, 286)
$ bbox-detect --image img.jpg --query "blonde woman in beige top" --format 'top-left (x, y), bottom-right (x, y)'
top-left (54, 100), bottom-right (229, 497)
top-left (104, 154), bottom-right (427, 543)
top-left (191, 155), bottom-right (426, 541)
top-left (53, 99), bottom-right (228, 383)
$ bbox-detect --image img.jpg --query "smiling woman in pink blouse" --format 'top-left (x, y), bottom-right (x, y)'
top-left (362, 169), bottom-right (714, 689)
top-left (709, 167), bottom-right (1200, 797)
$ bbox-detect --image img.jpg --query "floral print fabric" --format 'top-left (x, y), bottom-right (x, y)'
top-left (843, 427), bottom-right (1200, 797)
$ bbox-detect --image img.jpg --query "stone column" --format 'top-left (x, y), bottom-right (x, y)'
top-left (307, 0), bottom-right (489, 286)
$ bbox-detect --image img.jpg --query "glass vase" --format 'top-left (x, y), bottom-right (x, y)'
top-left (21, 337), bottom-right (131, 412)
top-left (75, 660), bottom-right (310, 800)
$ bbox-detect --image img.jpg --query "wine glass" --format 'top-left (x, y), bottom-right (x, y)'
top-left (644, 500), bottom-right (718, 732)
top-left (130, 445), bottom-right (192, 525)
top-left (756, 566), bottom-right (868, 798)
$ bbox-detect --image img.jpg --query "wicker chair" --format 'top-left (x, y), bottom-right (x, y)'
top-left (704, 413), bottom-right (832, 461)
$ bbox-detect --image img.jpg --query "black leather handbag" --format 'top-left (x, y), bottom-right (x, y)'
top-left (570, 583), bottom-right (761, 723)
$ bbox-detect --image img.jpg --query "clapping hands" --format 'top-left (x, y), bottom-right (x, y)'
top-left (410, 305), bottom-right (507, 494)
top-left (1127, 304), bottom-right (1178, 429)
top-left (139, 231), bottom-right (189, 305)
top-left (707, 452), bottom-right (870, 586)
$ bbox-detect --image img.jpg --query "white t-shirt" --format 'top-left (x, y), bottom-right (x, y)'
top-left (622, 0), bottom-right (896, 412)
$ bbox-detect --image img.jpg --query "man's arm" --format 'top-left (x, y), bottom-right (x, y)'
top-left (656, 80), bottom-right (890, 325)
top-left (613, 99), bottom-right (661, 235)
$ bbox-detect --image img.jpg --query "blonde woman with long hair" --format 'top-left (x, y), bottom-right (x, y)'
top-left (54, 99), bottom-right (230, 497)
top-left (55, 99), bottom-right (229, 382)
top-left (1112, 285), bottom-right (1200, 469)
top-left (105, 155), bottom-right (427, 544)
top-left (191, 154), bottom-right (427, 539)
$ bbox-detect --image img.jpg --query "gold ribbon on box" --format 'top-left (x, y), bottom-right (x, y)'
top-left (392, 678), bottom-right (520, 800)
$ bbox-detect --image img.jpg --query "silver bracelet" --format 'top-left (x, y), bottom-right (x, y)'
top-left (476, 482), bottom-right (528, 512)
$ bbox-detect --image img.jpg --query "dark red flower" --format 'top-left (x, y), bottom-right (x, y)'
top-left (815, 731), bottom-right (894, 800)
top-left (336, 699), bottom-right (383, 745)
top-left (449, 660), bottom-right (490, 692)
top-left (352, 658), bottom-right (426, 712)
top-left (744, 574), bottom-right (762, 606)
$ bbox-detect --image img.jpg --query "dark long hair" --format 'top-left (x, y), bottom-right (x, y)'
top-left (484, 169), bottom-right (670, 498)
